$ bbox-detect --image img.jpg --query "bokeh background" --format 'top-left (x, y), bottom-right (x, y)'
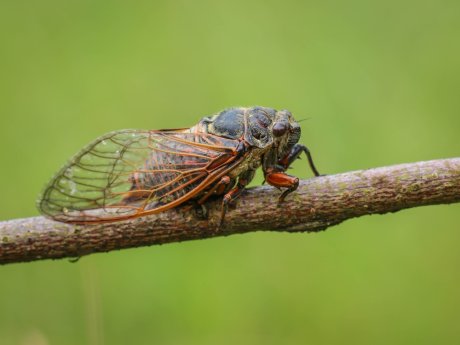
top-left (1, 1), bottom-right (460, 344)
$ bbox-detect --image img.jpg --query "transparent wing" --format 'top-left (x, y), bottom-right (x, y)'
top-left (37, 129), bottom-right (241, 223)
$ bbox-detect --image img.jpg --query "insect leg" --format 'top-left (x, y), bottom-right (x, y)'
top-left (220, 169), bottom-right (256, 227)
top-left (265, 170), bottom-right (299, 203)
top-left (278, 144), bottom-right (321, 176)
top-left (184, 176), bottom-right (233, 219)
top-left (197, 176), bottom-right (233, 205)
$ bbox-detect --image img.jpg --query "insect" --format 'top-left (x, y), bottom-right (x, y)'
top-left (37, 106), bottom-right (321, 225)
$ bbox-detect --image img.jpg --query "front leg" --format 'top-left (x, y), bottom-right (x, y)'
top-left (279, 143), bottom-right (321, 176)
top-left (265, 169), bottom-right (300, 203)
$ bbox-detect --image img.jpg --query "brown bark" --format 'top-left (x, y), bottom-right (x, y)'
top-left (1, 158), bottom-right (459, 265)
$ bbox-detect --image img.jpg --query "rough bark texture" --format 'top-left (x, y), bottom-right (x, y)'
top-left (1, 158), bottom-right (459, 265)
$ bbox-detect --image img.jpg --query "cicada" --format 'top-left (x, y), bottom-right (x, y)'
top-left (37, 106), bottom-right (321, 225)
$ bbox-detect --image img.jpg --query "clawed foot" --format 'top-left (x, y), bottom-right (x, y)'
top-left (195, 203), bottom-right (208, 220)
top-left (182, 202), bottom-right (208, 220)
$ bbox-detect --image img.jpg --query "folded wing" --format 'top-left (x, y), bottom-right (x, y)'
top-left (37, 129), bottom-right (240, 223)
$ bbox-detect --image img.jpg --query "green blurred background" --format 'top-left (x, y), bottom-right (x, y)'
top-left (1, 1), bottom-right (459, 344)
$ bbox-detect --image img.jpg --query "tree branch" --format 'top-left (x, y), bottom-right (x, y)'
top-left (1, 158), bottom-right (459, 265)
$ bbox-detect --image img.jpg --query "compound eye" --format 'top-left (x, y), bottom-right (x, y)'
top-left (272, 122), bottom-right (288, 137)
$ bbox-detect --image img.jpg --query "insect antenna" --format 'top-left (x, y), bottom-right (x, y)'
top-left (297, 117), bottom-right (312, 123)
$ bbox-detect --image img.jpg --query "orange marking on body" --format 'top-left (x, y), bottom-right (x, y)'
top-left (265, 172), bottom-right (299, 188)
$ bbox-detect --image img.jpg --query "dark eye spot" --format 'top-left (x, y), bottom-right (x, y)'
top-left (249, 108), bottom-right (272, 128)
top-left (272, 122), bottom-right (288, 137)
top-left (212, 108), bottom-right (244, 138)
top-left (251, 126), bottom-right (262, 139)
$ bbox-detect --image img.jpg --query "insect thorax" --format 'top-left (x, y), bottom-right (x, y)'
top-left (194, 105), bottom-right (299, 151)
top-left (190, 106), bottom-right (301, 179)
top-left (194, 106), bottom-right (279, 146)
